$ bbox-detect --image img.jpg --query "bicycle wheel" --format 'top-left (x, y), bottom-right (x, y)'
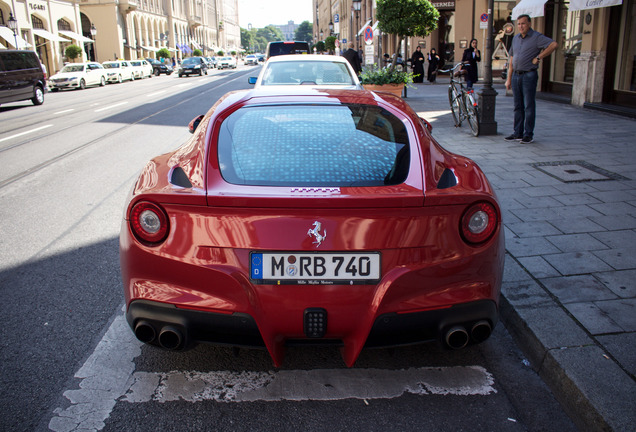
top-left (448, 85), bottom-right (462, 127)
top-left (464, 93), bottom-right (480, 136)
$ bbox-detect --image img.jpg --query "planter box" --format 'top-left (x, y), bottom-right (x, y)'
top-left (362, 84), bottom-right (404, 97)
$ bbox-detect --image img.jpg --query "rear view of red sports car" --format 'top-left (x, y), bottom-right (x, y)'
top-left (120, 87), bottom-right (505, 367)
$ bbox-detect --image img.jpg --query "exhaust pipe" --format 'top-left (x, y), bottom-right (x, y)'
top-left (158, 326), bottom-right (183, 350)
top-left (445, 326), bottom-right (469, 349)
top-left (134, 321), bottom-right (156, 343)
top-left (471, 321), bottom-right (492, 343)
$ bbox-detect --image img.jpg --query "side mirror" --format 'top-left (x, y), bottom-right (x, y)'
top-left (248, 77), bottom-right (257, 85)
top-left (188, 114), bottom-right (204, 134)
top-left (419, 117), bottom-right (433, 133)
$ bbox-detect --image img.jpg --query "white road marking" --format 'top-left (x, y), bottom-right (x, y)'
top-left (0, 124), bottom-right (53, 143)
top-left (146, 90), bottom-right (167, 97)
top-left (48, 309), bottom-right (496, 431)
top-left (54, 109), bottom-right (75, 115)
top-left (94, 102), bottom-right (129, 113)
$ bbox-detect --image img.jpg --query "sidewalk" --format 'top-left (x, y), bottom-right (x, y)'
top-left (404, 79), bottom-right (636, 432)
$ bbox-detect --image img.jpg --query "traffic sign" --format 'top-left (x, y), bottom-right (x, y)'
top-left (334, 14), bottom-right (339, 23)
top-left (480, 13), bottom-right (488, 29)
top-left (480, 13), bottom-right (488, 22)
top-left (364, 26), bottom-right (374, 45)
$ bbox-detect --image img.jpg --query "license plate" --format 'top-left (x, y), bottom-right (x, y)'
top-left (250, 252), bottom-right (381, 285)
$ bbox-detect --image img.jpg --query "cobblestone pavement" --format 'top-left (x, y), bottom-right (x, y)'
top-left (404, 79), bottom-right (636, 432)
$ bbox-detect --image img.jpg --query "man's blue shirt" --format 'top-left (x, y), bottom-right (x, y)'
top-left (509, 28), bottom-right (554, 72)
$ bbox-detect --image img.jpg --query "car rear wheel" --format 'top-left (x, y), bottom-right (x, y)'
top-left (79, 79), bottom-right (86, 90)
top-left (31, 86), bottom-right (44, 105)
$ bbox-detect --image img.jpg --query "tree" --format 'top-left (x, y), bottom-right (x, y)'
top-left (241, 27), bottom-right (253, 51)
top-left (295, 21), bottom-right (313, 43)
top-left (157, 48), bottom-right (171, 60)
top-left (315, 41), bottom-right (326, 53)
top-left (325, 36), bottom-right (337, 53)
top-left (193, 49), bottom-right (203, 56)
top-left (65, 45), bottom-right (83, 62)
top-left (376, 0), bottom-right (440, 70)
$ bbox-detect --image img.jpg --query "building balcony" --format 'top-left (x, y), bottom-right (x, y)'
top-left (118, 0), bottom-right (137, 12)
top-left (189, 15), bottom-right (202, 27)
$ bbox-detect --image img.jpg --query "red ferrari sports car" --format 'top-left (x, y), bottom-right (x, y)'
top-left (120, 87), bottom-right (504, 367)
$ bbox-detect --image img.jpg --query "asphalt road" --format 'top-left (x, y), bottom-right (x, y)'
top-left (0, 64), bottom-right (577, 432)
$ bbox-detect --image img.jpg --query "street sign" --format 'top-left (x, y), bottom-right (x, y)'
top-left (364, 26), bottom-right (374, 45)
top-left (334, 14), bottom-right (339, 23)
top-left (480, 13), bottom-right (488, 29)
top-left (365, 44), bottom-right (374, 65)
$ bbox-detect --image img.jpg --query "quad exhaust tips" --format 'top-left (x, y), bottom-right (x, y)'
top-left (444, 321), bottom-right (492, 349)
top-left (133, 321), bottom-right (184, 350)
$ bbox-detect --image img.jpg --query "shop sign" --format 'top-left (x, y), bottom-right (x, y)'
top-left (432, 1), bottom-right (455, 10)
top-left (28, 2), bottom-right (47, 11)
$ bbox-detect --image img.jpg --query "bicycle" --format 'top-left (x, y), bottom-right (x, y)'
top-left (441, 62), bottom-right (480, 137)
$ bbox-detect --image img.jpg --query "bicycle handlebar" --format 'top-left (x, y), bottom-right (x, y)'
top-left (438, 62), bottom-right (470, 74)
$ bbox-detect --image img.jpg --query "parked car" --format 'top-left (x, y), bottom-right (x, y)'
top-left (49, 62), bottom-right (107, 91)
top-left (207, 57), bottom-right (218, 68)
top-left (102, 60), bottom-right (135, 83)
top-left (120, 87), bottom-right (504, 368)
top-left (130, 60), bottom-right (153, 79)
top-left (177, 57), bottom-right (208, 77)
top-left (217, 56), bottom-right (237, 69)
top-left (244, 54), bottom-right (258, 65)
top-left (265, 41), bottom-right (310, 58)
top-left (0, 49), bottom-right (46, 106)
top-left (249, 54), bottom-right (362, 89)
top-left (146, 58), bottom-right (173, 76)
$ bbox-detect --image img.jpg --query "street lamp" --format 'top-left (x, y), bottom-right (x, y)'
top-left (7, 12), bottom-right (19, 50)
top-left (90, 24), bottom-right (97, 61)
top-left (328, 21), bottom-right (333, 36)
top-left (352, 0), bottom-right (361, 49)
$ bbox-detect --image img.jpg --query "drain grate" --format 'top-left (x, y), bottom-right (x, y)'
top-left (530, 160), bottom-right (629, 183)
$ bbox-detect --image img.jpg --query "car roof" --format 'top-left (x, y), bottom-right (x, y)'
top-left (265, 54), bottom-right (349, 64)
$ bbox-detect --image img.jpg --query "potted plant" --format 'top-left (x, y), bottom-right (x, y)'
top-left (359, 65), bottom-right (415, 97)
top-left (65, 45), bottom-right (83, 63)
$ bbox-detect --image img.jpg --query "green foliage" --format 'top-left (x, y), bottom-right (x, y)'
top-left (325, 36), bottom-right (337, 52)
top-left (376, 0), bottom-right (439, 37)
top-left (193, 49), bottom-right (203, 56)
top-left (315, 41), bottom-right (326, 53)
top-left (157, 48), bottom-right (171, 59)
top-left (359, 65), bottom-right (415, 85)
top-left (65, 44), bottom-right (83, 61)
top-left (241, 27), bottom-right (253, 50)
top-left (217, 50), bottom-right (225, 56)
top-left (295, 21), bottom-right (313, 43)
top-left (231, 50), bottom-right (237, 56)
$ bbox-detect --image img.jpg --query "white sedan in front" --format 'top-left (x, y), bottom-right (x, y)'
top-left (49, 62), bottom-right (107, 91)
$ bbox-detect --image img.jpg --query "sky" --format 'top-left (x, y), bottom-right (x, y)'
top-left (237, 0), bottom-right (313, 29)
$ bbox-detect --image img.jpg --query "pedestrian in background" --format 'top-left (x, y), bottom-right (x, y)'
top-left (343, 42), bottom-right (362, 75)
top-left (462, 39), bottom-right (481, 89)
top-left (427, 48), bottom-right (440, 83)
top-left (504, 14), bottom-right (557, 144)
top-left (411, 46), bottom-right (425, 83)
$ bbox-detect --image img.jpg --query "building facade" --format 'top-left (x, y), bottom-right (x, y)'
top-left (0, 0), bottom-right (239, 76)
top-left (275, 20), bottom-right (298, 41)
top-left (313, 0), bottom-right (635, 112)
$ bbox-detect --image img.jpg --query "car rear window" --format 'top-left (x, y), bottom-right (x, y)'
top-left (266, 42), bottom-right (310, 57)
top-left (217, 104), bottom-right (410, 187)
top-left (261, 61), bottom-right (354, 86)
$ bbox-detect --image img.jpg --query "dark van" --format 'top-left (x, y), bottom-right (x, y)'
top-left (0, 50), bottom-right (47, 106)
top-left (265, 41), bottom-right (310, 58)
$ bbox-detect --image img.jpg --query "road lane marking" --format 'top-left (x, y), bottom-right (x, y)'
top-left (0, 124), bottom-right (53, 143)
top-left (54, 109), bottom-right (75, 115)
top-left (124, 366), bottom-right (496, 403)
top-left (49, 308), bottom-right (496, 431)
top-left (94, 102), bottom-right (129, 113)
top-left (146, 90), bottom-right (166, 97)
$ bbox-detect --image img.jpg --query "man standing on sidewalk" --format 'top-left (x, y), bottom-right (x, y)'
top-left (343, 42), bottom-right (362, 75)
top-left (504, 14), bottom-right (557, 144)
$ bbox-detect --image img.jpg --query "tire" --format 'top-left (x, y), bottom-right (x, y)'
top-left (31, 86), bottom-right (44, 105)
top-left (199, 69), bottom-right (203, 76)
top-left (100, 76), bottom-right (106, 86)
top-left (118, 75), bottom-right (123, 83)
top-left (155, 69), bottom-right (160, 76)
top-left (51, 88), bottom-right (59, 92)
top-left (448, 85), bottom-right (461, 127)
top-left (179, 73), bottom-right (183, 77)
top-left (79, 79), bottom-right (86, 90)
top-left (131, 74), bottom-right (135, 81)
top-left (464, 94), bottom-right (480, 137)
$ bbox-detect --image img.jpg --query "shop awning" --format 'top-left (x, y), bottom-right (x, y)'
top-left (33, 29), bottom-right (71, 43)
top-left (569, 0), bottom-right (622, 12)
top-left (190, 40), bottom-right (201, 50)
top-left (357, 20), bottom-right (372, 36)
top-left (511, 0), bottom-right (548, 20)
top-left (141, 45), bottom-right (158, 52)
top-left (0, 26), bottom-right (32, 48)
top-left (59, 30), bottom-right (93, 43)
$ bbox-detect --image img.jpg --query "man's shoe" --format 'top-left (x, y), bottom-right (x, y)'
top-left (504, 134), bottom-right (522, 142)
top-left (520, 136), bottom-right (534, 144)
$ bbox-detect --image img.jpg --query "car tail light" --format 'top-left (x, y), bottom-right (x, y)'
top-left (129, 201), bottom-right (169, 245)
top-left (460, 202), bottom-right (498, 245)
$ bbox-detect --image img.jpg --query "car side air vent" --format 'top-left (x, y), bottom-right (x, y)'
top-left (170, 167), bottom-right (193, 188)
top-left (437, 168), bottom-right (458, 189)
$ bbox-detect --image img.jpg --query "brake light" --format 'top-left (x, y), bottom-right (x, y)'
top-left (460, 202), bottom-right (498, 245)
top-left (129, 201), bottom-right (169, 244)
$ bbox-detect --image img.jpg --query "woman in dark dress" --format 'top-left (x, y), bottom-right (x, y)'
top-left (427, 48), bottom-right (440, 83)
top-left (461, 39), bottom-right (481, 88)
top-left (411, 46), bottom-right (425, 83)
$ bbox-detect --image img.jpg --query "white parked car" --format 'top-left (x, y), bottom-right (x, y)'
top-left (129, 59), bottom-right (153, 79)
top-left (248, 54), bottom-right (362, 89)
top-left (217, 56), bottom-right (237, 69)
top-left (102, 60), bottom-right (136, 83)
top-left (244, 54), bottom-right (258, 65)
top-left (49, 62), bottom-right (107, 91)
